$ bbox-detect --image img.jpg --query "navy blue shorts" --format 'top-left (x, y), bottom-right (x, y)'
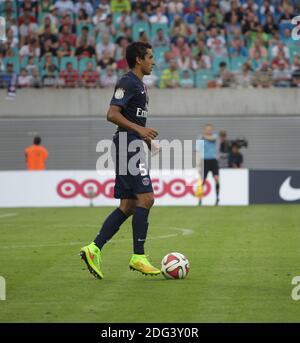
top-left (113, 132), bottom-right (153, 199)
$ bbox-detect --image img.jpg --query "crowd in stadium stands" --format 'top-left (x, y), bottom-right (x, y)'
top-left (1, 0), bottom-right (300, 89)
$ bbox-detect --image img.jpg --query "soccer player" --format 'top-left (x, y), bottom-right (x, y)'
top-left (197, 123), bottom-right (220, 205)
top-left (80, 42), bottom-right (161, 279)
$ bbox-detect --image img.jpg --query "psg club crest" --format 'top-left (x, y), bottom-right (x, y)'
top-left (114, 88), bottom-right (124, 100)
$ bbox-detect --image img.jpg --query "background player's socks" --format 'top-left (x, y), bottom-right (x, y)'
top-left (94, 208), bottom-right (129, 250)
top-left (216, 182), bottom-right (220, 204)
top-left (132, 206), bottom-right (149, 254)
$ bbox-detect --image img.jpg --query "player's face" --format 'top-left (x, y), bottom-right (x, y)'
top-left (140, 49), bottom-right (155, 75)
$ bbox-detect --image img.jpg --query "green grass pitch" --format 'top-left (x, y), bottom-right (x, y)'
top-left (0, 205), bottom-right (300, 323)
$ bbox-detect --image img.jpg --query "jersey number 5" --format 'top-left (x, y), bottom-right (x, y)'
top-left (139, 163), bottom-right (147, 176)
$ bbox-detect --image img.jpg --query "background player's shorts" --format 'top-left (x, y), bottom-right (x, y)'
top-left (113, 133), bottom-right (153, 199)
top-left (204, 159), bottom-right (219, 179)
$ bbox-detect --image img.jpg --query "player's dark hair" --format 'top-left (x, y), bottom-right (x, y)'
top-left (126, 41), bottom-right (152, 69)
top-left (33, 136), bottom-right (41, 145)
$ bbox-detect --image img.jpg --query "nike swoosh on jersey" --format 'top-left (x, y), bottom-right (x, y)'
top-left (279, 176), bottom-right (300, 201)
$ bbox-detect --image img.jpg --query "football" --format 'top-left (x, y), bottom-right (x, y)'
top-left (161, 252), bottom-right (190, 279)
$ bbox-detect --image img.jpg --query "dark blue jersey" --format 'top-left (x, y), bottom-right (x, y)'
top-left (110, 71), bottom-right (149, 135)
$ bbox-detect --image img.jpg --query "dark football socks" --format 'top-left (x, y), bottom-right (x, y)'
top-left (132, 206), bottom-right (149, 255)
top-left (94, 208), bottom-right (129, 250)
top-left (216, 182), bottom-right (220, 203)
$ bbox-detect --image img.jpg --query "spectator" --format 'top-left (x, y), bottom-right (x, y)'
top-left (291, 56), bottom-right (300, 72)
top-left (100, 14), bottom-right (117, 38)
top-left (189, 14), bottom-right (206, 37)
top-left (101, 66), bottom-right (118, 88)
top-left (74, 0), bottom-right (94, 17)
top-left (40, 37), bottom-right (58, 57)
top-left (2, 62), bottom-right (18, 98)
top-left (131, 5), bottom-right (150, 24)
top-left (177, 50), bottom-right (192, 71)
top-left (47, 6), bottom-right (60, 28)
top-left (76, 8), bottom-right (91, 25)
top-left (170, 15), bottom-right (190, 38)
top-left (81, 62), bottom-right (99, 88)
top-left (171, 35), bottom-right (191, 59)
top-left (25, 56), bottom-right (38, 76)
top-left (5, 28), bottom-right (18, 48)
top-left (167, 0), bottom-right (184, 15)
top-left (18, 68), bottom-right (32, 87)
top-left (39, 24), bottom-right (59, 55)
top-left (273, 60), bottom-right (291, 87)
top-left (30, 69), bottom-right (42, 88)
top-left (19, 37), bottom-right (40, 59)
top-left (150, 6), bottom-right (169, 25)
top-left (21, 0), bottom-right (38, 17)
top-left (224, 0), bottom-right (243, 23)
top-left (206, 14), bottom-right (225, 36)
top-left (271, 41), bottom-right (290, 61)
top-left (263, 14), bottom-right (278, 35)
top-left (206, 27), bottom-right (227, 57)
top-left (249, 39), bottom-right (268, 60)
top-left (39, 0), bottom-right (53, 15)
top-left (92, 6), bottom-right (108, 35)
top-left (96, 32), bottom-right (116, 61)
top-left (291, 67), bottom-right (300, 88)
top-left (116, 10), bottom-right (132, 31)
top-left (271, 49), bottom-right (289, 70)
top-left (228, 143), bottom-right (243, 168)
top-left (59, 24), bottom-right (77, 47)
top-left (77, 25), bottom-right (94, 46)
top-left (160, 59), bottom-right (180, 89)
top-left (152, 28), bottom-right (170, 48)
top-left (18, 8), bottom-right (37, 27)
top-left (216, 61), bottom-right (234, 87)
top-left (139, 30), bottom-right (150, 44)
top-left (55, 0), bottom-right (75, 15)
top-left (279, 4), bottom-right (294, 22)
top-left (191, 51), bottom-right (211, 70)
top-left (42, 54), bottom-right (59, 87)
top-left (25, 136), bottom-right (49, 171)
top-left (60, 62), bottom-right (79, 87)
top-left (19, 10), bottom-right (38, 40)
top-left (75, 38), bottom-right (96, 59)
top-left (110, 0), bottom-right (131, 13)
top-left (59, 13), bottom-right (76, 34)
top-left (57, 41), bottom-right (74, 58)
top-left (98, 50), bottom-right (117, 70)
top-left (39, 16), bottom-right (58, 35)
top-left (235, 62), bottom-right (254, 88)
top-left (253, 61), bottom-right (273, 88)
top-left (179, 69), bottom-right (194, 88)
top-left (229, 34), bottom-right (248, 57)
top-left (225, 13), bottom-right (241, 35)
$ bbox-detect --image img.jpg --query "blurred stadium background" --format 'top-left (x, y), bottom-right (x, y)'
top-left (0, 0), bottom-right (300, 323)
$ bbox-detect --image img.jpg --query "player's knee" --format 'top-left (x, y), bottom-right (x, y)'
top-left (119, 200), bottom-right (136, 216)
top-left (137, 193), bottom-right (154, 209)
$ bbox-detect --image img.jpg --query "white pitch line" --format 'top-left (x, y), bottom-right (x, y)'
top-left (0, 228), bottom-right (193, 250)
top-left (0, 213), bottom-right (18, 219)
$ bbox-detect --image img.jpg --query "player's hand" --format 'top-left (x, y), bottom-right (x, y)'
top-left (137, 127), bottom-right (158, 142)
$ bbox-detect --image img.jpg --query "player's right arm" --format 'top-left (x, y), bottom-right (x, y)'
top-left (107, 105), bottom-right (158, 142)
